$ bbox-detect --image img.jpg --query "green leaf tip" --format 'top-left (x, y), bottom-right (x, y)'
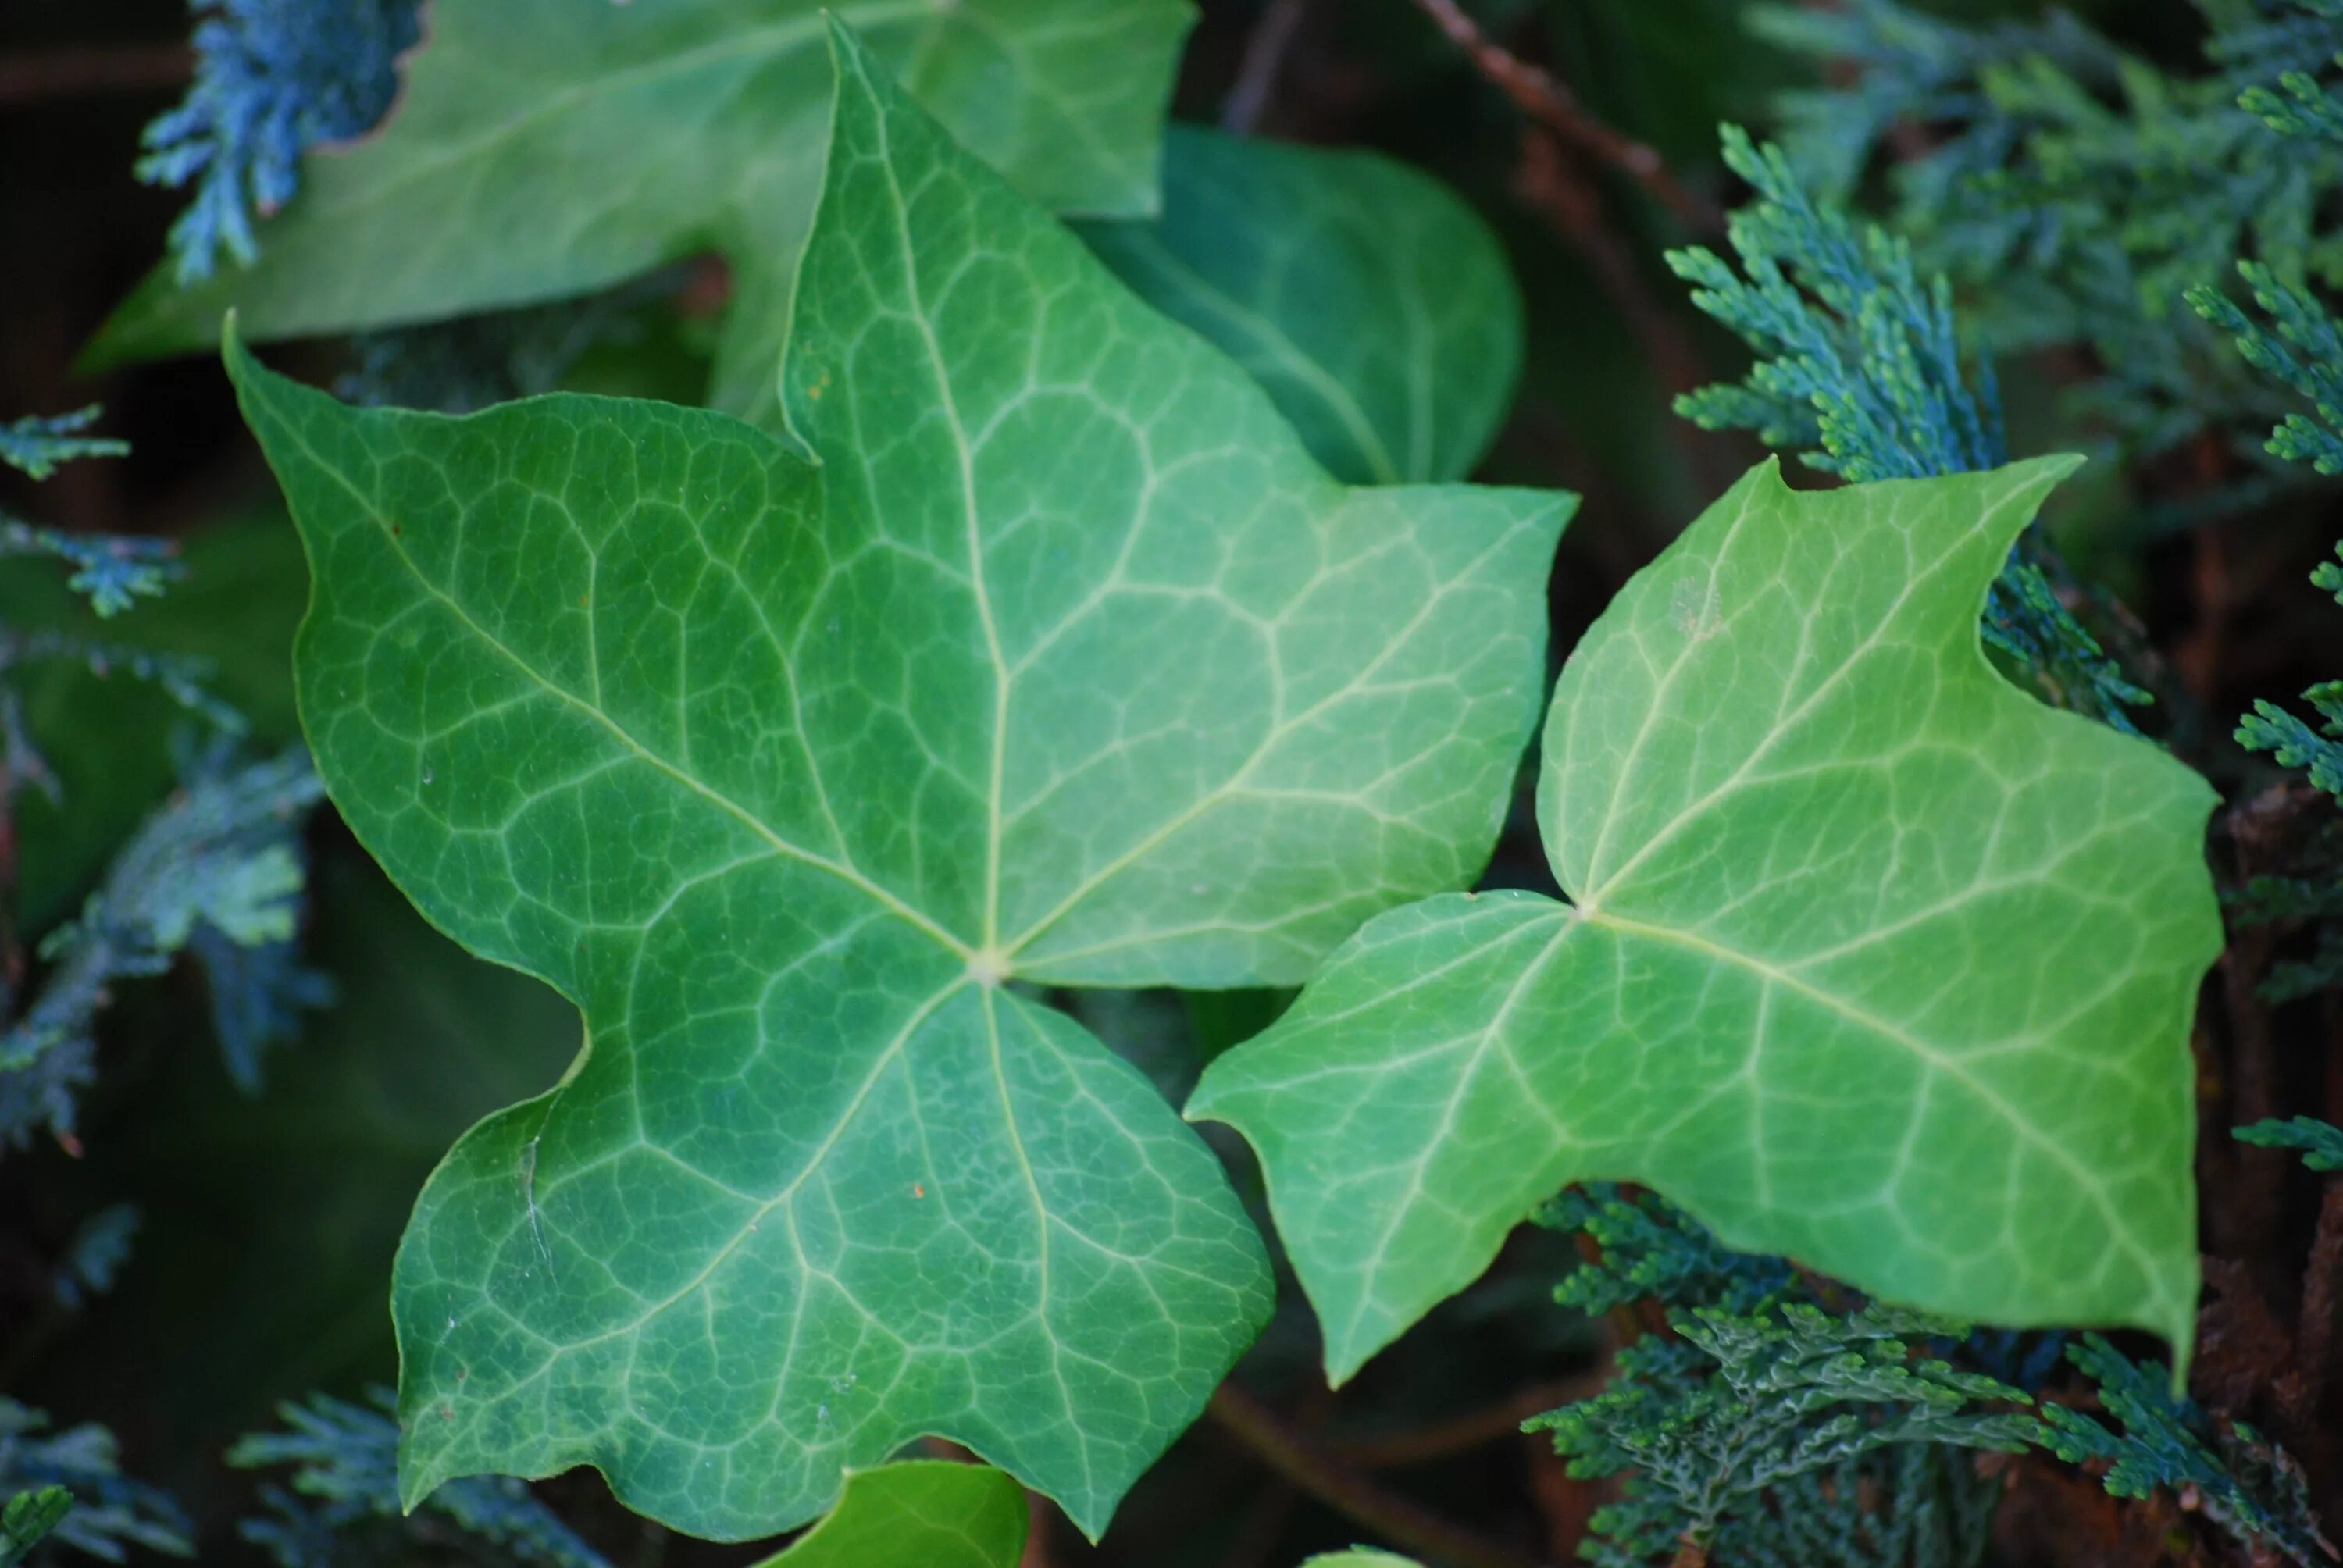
top-left (1195, 454), bottom-right (2216, 1385)
top-left (219, 309), bottom-right (273, 415)
top-left (236, 24), bottom-right (1567, 1549)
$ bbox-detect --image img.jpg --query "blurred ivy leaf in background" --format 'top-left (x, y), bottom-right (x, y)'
top-left (1083, 127), bottom-right (1525, 485)
top-left (749, 1462), bottom-right (1026, 1568)
top-left (84, 0), bottom-right (1196, 431)
top-left (228, 22), bottom-right (1570, 1545)
top-left (2, 513), bottom-right (306, 934)
top-left (1195, 457), bottom-right (2220, 1381)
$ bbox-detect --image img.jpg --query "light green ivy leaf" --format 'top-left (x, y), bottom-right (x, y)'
top-left (90, 0), bottom-right (1195, 431)
top-left (1082, 127), bottom-right (1523, 485)
top-left (1193, 457), bottom-right (2219, 1382)
top-left (229, 22), bottom-right (1569, 1544)
top-left (749, 1463), bottom-right (1025, 1568)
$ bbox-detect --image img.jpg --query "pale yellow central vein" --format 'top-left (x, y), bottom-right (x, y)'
top-left (861, 53), bottom-right (1012, 957)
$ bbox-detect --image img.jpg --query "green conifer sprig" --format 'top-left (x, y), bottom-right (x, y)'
top-left (1670, 125), bottom-right (2145, 729)
top-left (1530, 1299), bottom-right (2030, 1568)
top-left (2237, 1116), bottom-right (2343, 1171)
top-left (230, 1391), bottom-right (611, 1568)
top-left (2037, 1336), bottom-right (2334, 1566)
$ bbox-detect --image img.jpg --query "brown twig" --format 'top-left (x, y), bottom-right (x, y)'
top-left (1512, 128), bottom-right (1736, 501)
top-left (0, 46), bottom-right (191, 107)
top-left (1403, 0), bottom-right (1719, 230)
top-left (1524, 1431), bottom-right (1604, 1566)
top-left (2324, 1000), bottom-right (2343, 1423)
top-left (1223, 0), bottom-right (1316, 133)
top-left (1332, 1375), bottom-right (1603, 1468)
top-left (1018, 1491), bottom-right (1057, 1568)
top-left (1221, 1480), bottom-right (1302, 1568)
top-left (2175, 523), bottom-right (2233, 703)
top-left (1514, 132), bottom-right (1706, 397)
top-left (2198, 1256), bottom-right (2294, 1415)
top-left (1208, 1381), bottom-right (1553, 1568)
top-left (2223, 918), bottom-right (2288, 1263)
top-left (2298, 1180), bottom-right (2343, 1421)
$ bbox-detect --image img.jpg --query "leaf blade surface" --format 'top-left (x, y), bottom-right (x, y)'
top-left (1192, 457), bottom-right (2219, 1381)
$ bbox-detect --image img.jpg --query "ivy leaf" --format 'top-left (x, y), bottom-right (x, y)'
top-left (749, 1463), bottom-right (1025, 1567)
top-left (1192, 457), bottom-right (2219, 1382)
top-left (227, 21), bottom-right (1570, 1544)
top-left (1082, 127), bottom-right (1523, 485)
top-left (89, 0), bottom-right (1196, 431)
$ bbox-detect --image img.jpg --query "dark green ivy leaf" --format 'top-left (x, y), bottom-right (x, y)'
top-left (1083, 127), bottom-right (1525, 485)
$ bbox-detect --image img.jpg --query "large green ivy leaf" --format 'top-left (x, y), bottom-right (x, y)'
top-left (1081, 128), bottom-right (1523, 485)
top-left (228, 23), bottom-right (1569, 1544)
top-left (1192, 457), bottom-right (2220, 1381)
top-left (89, 0), bottom-right (1194, 429)
top-left (751, 1463), bottom-right (1025, 1567)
